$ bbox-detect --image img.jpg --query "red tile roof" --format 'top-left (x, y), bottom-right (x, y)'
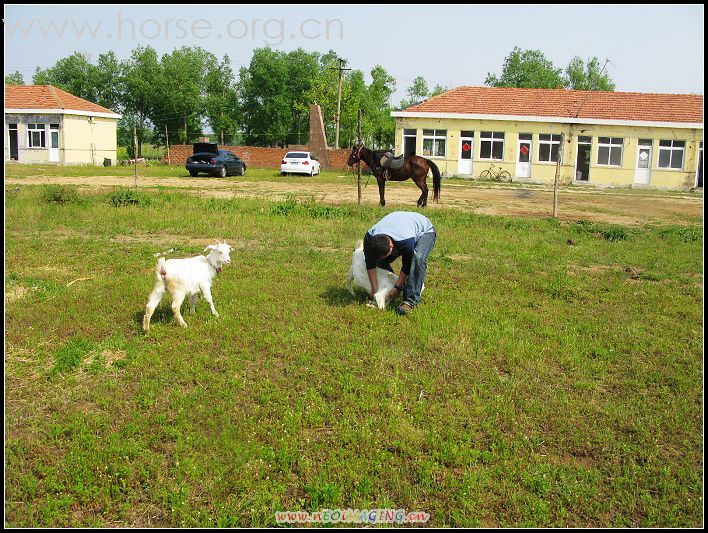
top-left (400, 86), bottom-right (703, 124)
top-left (5, 85), bottom-right (118, 115)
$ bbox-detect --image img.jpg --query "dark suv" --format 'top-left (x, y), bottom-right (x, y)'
top-left (186, 143), bottom-right (247, 177)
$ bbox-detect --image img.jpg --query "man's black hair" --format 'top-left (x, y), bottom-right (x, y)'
top-left (370, 234), bottom-right (392, 259)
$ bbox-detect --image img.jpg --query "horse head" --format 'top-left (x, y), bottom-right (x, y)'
top-left (347, 143), bottom-right (365, 166)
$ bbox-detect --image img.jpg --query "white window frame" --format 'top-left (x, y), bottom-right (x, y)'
top-left (657, 140), bottom-right (685, 170)
top-left (403, 128), bottom-right (417, 156)
top-left (27, 123), bottom-right (46, 148)
top-left (422, 129), bottom-right (447, 158)
top-left (538, 134), bottom-right (562, 163)
top-left (597, 137), bottom-right (623, 167)
top-left (479, 131), bottom-right (505, 161)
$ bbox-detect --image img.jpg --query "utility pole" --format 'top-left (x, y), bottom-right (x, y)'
top-left (165, 125), bottom-right (171, 166)
top-left (357, 108), bottom-right (362, 205)
top-left (133, 124), bottom-right (138, 190)
top-left (330, 58), bottom-right (351, 149)
top-left (553, 132), bottom-right (565, 218)
top-left (554, 57), bottom-right (611, 216)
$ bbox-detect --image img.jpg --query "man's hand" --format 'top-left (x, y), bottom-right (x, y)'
top-left (387, 287), bottom-right (401, 300)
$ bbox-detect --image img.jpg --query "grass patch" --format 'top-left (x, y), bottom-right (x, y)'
top-left (5, 186), bottom-right (703, 527)
top-left (107, 187), bottom-right (153, 207)
top-left (41, 184), bottom-right (84, 205)
top-left (51, 336), bottom-right (96, 374)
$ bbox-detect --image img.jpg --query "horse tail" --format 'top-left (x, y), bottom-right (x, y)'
top-left (426, 159), bottom-right (441, 201)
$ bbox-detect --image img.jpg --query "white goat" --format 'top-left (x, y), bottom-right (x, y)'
top-left (142, 242), bottom-right (232, 332)
top-left (345, 240), bottom-right (399, 309)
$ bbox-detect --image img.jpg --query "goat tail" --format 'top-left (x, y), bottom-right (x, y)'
top-left (156, 257), bottom-right (168, 281)
top-left (426, 159), bottom-right (442, 202)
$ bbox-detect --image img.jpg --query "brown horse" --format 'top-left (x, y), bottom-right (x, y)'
top-left (347, 144), bottom-right (441, 207)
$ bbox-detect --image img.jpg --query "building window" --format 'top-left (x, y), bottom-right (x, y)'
top-left (28, 123), bottom-right (46, 148)
top-left (597, 137), bottom-right (623, 166)
top-left (480, 131), bottom-right (504, 160)
top-left (658, 140), bottom-right (685, 169)
top-left (422, 129), bottom-right (446, 157)
top-left (538, 134), bottom-right (561, 162)
top-left (403, 129), bottom-right (417, 157)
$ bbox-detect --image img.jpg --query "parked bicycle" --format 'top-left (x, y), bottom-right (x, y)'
top-left (479, 163), bottom-right (512, 182)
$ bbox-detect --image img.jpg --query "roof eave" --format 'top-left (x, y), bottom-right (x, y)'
top-left (5, 108), bottom-right (121, 120)
top-left (390, 111), bottom-right (703, 129)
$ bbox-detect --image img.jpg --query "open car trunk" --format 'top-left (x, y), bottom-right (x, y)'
top-left (191, 143), bottom-right (219, 163)
top-left (192, 142), bottom-right (218, 155)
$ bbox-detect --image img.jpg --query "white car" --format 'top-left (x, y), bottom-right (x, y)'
top-left (281, 152), bottom-right (321, 176)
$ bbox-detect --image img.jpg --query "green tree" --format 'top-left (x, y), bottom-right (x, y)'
top-left (152, 47), bottom-right (217, 144)
top-left (239, 47), bottom-right (322, 147)
top-left (122, 46), bottom-right (161, 157)
top-left (94, 51), bottom-right (124, 111)
top-left (5, 71), bottom-right (24, 85)
top-left (33, 52), bottom-right (101, 100)
top-left (485, 47), bottom-right (565, 89)
top-left (565, 56), bottom-right (615, 91)
top-left (238, 48), bottom-right (292, 147)
top-left (205, 55), bottom-right (240, 145)
top-left (399, 76), bottom-right (430, 109)
top-left (365, 65), bottom-right (396, 148)
top-left (284, 48), bottom-right (323, 145)
top-left (431, 83), bottom-right (448, 97)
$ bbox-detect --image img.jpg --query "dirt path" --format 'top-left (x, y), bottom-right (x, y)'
top-left (5, 174), bottom-right (703, 226)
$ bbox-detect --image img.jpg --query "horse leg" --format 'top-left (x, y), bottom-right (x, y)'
top-left (377, 177), bottom-right (386, 207)
top-left (415, 177), bottom-right (429, 207)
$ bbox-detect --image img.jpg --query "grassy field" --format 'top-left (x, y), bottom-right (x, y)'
top-left (4, 183), bottom-right (703, 527)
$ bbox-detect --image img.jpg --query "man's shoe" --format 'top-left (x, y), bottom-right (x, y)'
top-left (395, 302), bottom-right (413, 316)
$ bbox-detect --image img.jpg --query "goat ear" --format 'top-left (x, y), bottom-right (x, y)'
top-left (204, 244), bottom-right (217, 252)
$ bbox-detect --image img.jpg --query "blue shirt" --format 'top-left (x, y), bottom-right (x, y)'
top-left (363, 212), bottom-right (435, 274)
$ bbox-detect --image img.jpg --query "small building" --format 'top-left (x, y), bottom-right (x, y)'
top-left (5, 85), bottom-right (120, 165)
top-left (392, 86), bottom-right (703, 189)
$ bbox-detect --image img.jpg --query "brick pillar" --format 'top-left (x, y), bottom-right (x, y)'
top-left (309, 104), bottom-right (330, 168)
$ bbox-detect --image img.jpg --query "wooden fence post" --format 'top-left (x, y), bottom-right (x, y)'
top-left (357, 109), bottom-right (362, 205)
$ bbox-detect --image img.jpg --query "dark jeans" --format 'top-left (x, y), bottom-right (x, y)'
top-left (376, 230), bottom-right (436, 307)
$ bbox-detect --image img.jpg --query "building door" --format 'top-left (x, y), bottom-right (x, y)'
top-left (575, 136), bottom-right (591, 181)
top-left (49, 124), bottom-right (60, 162)
top-left (516, 134), bottom-right (532, 178)
top-left (403, 129), bottom-right (416, 157)
top-left (697, 141), bottom-right (703, 188)
top-left (8, 124), bottom-right (18, 160)
top-left (458, 131), bottom-right (474, 176)
top-left (634, 139), bottom-right (652, 185)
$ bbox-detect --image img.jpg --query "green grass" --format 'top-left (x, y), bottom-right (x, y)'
top-left (4, 162), bottom-right (358, 185)
top-left (5, 186), bottom-right (703, 527)
top-left (117, 145), bottom-right (166, 161)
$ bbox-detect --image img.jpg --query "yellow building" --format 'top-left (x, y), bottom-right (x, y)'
top-left (392, 86), bottom-right (703, 189)
top-left (5, 85), bottom-right (120, 165)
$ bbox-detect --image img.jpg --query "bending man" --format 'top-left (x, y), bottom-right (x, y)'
top-left (363, 211), bottom-right (437, 316)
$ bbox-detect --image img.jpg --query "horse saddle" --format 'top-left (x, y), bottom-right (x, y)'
top-left (379, 152), bottom-right (405, 171)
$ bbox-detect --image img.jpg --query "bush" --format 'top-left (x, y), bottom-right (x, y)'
top-left (570, 220), bottom-right (629, 242)
top-left (598, 225), bottom-right (628, 242)
top-left (108, 188), bottom-right (153, 207)
top-left (41, 185), bottom-right (83, 204)
top-left (658, 226), bottom-right (702, 243)
top-left (270, 195), bottom-right (298, 216)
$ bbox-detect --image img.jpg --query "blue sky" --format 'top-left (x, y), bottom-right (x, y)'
top-left (4, 4), bottom-right (704, 104)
